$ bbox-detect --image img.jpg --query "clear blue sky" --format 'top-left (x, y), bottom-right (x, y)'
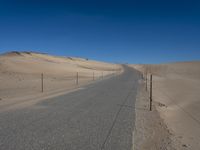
top-left (0, 0), bottom-right (200, 63)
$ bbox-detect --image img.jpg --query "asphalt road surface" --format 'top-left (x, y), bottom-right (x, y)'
top-left (0, 65), bottom-right (141, 150)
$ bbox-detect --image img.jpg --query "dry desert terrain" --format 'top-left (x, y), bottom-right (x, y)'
top-left (131, 61), bottom-right (200, 150)
top-left (1, 51), bottom-right (200, 149)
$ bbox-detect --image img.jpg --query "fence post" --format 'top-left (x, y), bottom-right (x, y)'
top-left (145, 72), bottom-right (147, 91)
top-left (41, 73), bottom-right (44, 93)
top-left (93, 72), bottom-right (95, 81)
top-left (150, 74), bottom-right (153, 111)
top-left (102, 72), bottom-right (103, 79)
top-left (76, 72), bottom-right (79, 85)
top-left (142, 71), bottom-right (144, 80)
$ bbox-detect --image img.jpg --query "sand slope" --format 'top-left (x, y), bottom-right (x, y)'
top-left (0, 51), bottom-right (121, 109)
top-left (0, 51), bottom-right (119, 74)
top-left (131, 62), bottom-right (200, 149)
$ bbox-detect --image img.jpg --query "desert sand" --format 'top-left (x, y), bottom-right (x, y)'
top-left (0, 51), bottom-right (121, 111)
top-left (131, 62), bottom-right (200, 150)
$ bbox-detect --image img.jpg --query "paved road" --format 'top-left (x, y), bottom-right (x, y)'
top-left (0, 65), bottom-right (141, 150)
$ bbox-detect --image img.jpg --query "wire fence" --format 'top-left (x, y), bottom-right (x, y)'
top-left (0, 70), bottom-right (121, 100)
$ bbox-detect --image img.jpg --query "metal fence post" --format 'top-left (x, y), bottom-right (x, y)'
top-left (76, 72), bottom-right (79, 85)
top-left (93, 72), bottom-right (95, 81)
top-left (150, 74), bottom-right (153, 111)
top-left (41, 73), bottom-right (44, 93)
top-left (145, 72), bottom-right (147, 91)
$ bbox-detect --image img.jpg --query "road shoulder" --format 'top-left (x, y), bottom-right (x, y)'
top-left (133, 79), bottom-right (175, 150)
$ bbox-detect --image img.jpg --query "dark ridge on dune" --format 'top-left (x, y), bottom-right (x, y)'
top-left (2, 51), bottom-right (23, 56)
top-left (1, 51), bottom-right (48, 56)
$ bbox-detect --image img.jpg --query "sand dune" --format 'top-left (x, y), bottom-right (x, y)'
top-left (0, 51), bottom-right (121, 109)
top-left (131, 62), bottom-right (200, 149)
top-left (0, 51), bottom-right (119, 74)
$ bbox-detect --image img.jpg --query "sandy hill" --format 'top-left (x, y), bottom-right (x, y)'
top-left (0, 51), bottom-right (119, 75)
top-left (131, 61), bottom-right (200, 78)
